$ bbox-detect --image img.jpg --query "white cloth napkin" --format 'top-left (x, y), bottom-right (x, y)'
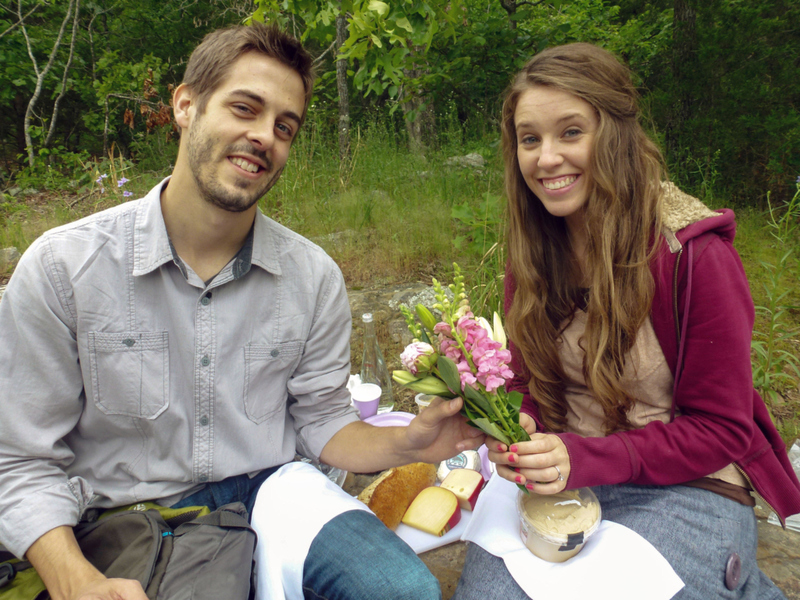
top-left (250, 462), bottom-right (372, 600)
top-left (462, 474), bottom-right (684, 600)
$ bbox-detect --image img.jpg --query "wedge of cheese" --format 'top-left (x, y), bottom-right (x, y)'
top-left (401, 486), bottom-right (461, 536)
top-left (440, 468), bottom-right (485, 511)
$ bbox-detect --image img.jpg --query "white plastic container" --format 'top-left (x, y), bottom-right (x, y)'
top-left (517, 487), bottom-right (601, 562)
top-left (414, 393), bottom-right (435, 412)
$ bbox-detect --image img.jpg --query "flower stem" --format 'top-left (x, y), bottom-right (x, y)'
top-left (488, 397), bottom-right (513, 438)
top-left (463, 396), bottom-right (491, 421)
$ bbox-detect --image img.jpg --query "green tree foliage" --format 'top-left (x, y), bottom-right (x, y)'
top-left (1, 0), bottom-right (797, 203)
top-left (0, 0), bottom-right (249, 180)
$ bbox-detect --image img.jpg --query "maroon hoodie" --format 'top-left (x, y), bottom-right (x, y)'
top-left (505, 203), bottom-right (800, 523)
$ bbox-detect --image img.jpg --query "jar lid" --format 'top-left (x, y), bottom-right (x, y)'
top-left (517, 487), bottom-right (601, 544)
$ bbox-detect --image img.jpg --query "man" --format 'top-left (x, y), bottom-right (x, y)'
top-left (0, 23), bottom-right (483, 600)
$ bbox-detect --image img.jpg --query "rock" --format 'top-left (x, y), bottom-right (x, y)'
top-left (1, 247), bottom-right (20, 271)
top-left (444, 153), bottom-right (485, 169)
top-left (348, 283), bottom-right (454, 345)
top-left (309, 229), bottom-right (358, 252)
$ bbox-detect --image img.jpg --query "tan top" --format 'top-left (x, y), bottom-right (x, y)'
top-left (558, 310), bottom-right (748, 488)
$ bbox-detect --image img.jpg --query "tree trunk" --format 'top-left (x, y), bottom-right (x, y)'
top-left (45, 0), bottom-right (81, 148)
top-left (667, 0), bottom-right (698, 158)
top-left (21, 0), bottom-right (76, 166)
top-left (335, 7), bottom-right (350, 164)
top-left (0, 1), bottom-right (43, 41)
top-left (400, 47), bottom-right (436, 155)
top-left (499, 0), bottom-right (518, 30)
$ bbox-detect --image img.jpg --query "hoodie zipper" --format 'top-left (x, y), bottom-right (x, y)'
top-left (672, 246), bottom-right (683, 347)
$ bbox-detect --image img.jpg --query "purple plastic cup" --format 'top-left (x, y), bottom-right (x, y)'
top-left (351, 383), bottom-right (381, 419)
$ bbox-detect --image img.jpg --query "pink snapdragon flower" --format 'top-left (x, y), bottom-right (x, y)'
top-left (456, 358), bottom-right (478, 387)
top-left (473, 347), bottom-right (514, 392)
top-left (433, 311), bottom-right (515, 394)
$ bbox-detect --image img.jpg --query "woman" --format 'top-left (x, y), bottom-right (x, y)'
top-left (453, 43), bottom-right (800, 599)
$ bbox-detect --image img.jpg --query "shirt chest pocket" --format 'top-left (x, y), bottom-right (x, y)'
top-left (87, 331), bottom-right (170, 419)
top-left (243, 341), bottom-right (305, 424)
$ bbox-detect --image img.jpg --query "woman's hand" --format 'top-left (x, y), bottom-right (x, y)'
top-left (486, 415), bottom-right (571, 494)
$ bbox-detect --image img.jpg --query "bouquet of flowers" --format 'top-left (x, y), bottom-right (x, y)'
top-left (392, 264), bottom-right (531, 447)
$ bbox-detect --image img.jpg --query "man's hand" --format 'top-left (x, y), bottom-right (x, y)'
top-left (319, 396), bottom-right (484, 473)
top-left (403, 396), bottom-right (485, 463)
top-left (71, 577), bottom-right (148, 600)
top-left (26, 526), bottom-right (148, 600)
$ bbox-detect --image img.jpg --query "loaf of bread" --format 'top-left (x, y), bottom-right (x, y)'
top-left (357, 462), bottom-right (437, 530)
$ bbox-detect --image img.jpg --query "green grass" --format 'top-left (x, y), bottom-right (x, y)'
top-left (2, 123), bottom-right (798, 443)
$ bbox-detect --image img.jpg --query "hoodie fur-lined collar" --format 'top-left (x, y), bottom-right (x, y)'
top-left (660, 182), bottom-right (722, 253)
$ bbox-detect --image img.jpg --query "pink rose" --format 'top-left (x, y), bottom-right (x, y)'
top-left (400, 341), bottom-right (437, 375)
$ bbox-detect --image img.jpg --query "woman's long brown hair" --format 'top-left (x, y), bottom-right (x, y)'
top-left (503, 43), bottom-right (665, 433)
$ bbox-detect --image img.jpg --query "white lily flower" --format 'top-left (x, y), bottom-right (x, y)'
top-left (492, 312), bottom-right (507, 349)
top-left (476, 316), bottom-right (494, 339)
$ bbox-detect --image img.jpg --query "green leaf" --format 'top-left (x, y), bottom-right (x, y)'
top-left (395, 17), bottom-right (413, 33)
top-left (368, 0), bottom-right (390, 17)
top-left (463, 384), bottom-right (493, 416)
top-left (510, 422), bottom-right (531, 443)
top-left (470, 418), bottom-right (510, 446)
top-left (461, 403), bottom-right (481, 424)
top-left (437, 356), bottom-right (462, 395)
top-left (451, 203), bottom-right (474, 223)
top-left (507, 390), bottom-right (523, 412)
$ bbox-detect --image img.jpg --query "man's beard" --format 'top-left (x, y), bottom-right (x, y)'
top-left (187, 124), bottom-right (282, 213)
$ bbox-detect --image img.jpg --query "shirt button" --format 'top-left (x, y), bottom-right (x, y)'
top-left (199, 415), bottom-right (209, 426)
top-left (201, 355), bottom-right (210, 367)
top-left (200, 295), bottom-right (210, 306)
top-left (198, 474), bottom-right (209, 483)
top-left (271, 349), bottom-right (280, 357)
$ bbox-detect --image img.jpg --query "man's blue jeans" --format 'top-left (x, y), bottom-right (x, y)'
top-left (172, 470), bottom-right (441, 600)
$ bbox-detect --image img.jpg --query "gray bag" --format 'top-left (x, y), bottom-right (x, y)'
top-left (1, 502), bottom-right (256, 600)
top-left (77, 502), bottom-right (256, 600)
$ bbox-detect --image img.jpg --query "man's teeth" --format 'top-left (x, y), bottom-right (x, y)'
top-left (230, 157), bottom-right (259, 173)
top-left (543, 176), bottom-right (577, 190)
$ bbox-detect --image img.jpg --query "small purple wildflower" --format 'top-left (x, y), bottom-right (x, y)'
top-left (123, 190), bottom-right (133, 197)
top-left (117, 177), bottom-right (129, 187)
top-left (95, 174), bottom-right (108, 185)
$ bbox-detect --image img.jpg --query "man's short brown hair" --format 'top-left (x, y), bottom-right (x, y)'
top-left (182, 22), bottom-right (314, 124)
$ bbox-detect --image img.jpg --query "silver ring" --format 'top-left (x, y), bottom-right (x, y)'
top-left (554, 465), bottom-right (564, 482)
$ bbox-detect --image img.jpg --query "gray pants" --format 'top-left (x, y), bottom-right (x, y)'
top-left (454, 483), bottom-right (786, 600)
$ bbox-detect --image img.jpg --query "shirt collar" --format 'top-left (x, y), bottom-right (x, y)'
top-left (250, 209), bottom-right (283, 276)
top-left (132, 177), bottom-right (283, 279)
top-left (132, 178), bottom-right (174, 277)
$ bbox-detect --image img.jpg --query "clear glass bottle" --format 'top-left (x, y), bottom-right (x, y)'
top-left (360, 313), bottom-right (394, 413)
